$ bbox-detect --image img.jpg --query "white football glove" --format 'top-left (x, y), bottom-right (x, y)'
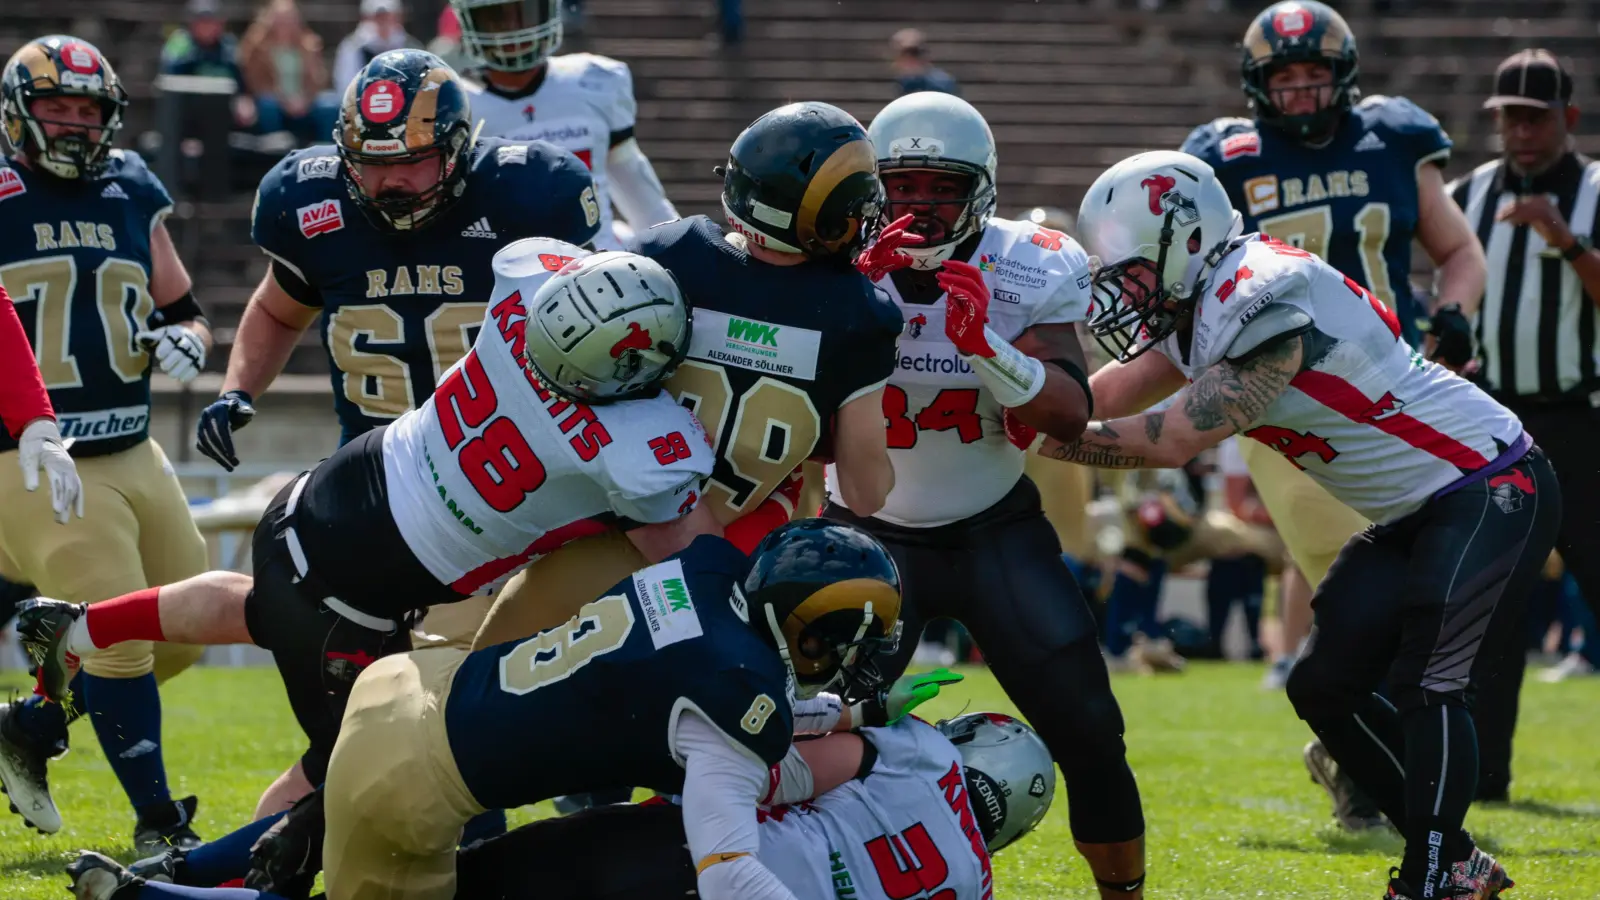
top-left (136, 324), bottom-right (207, 383)
top-left (18, 418), bottom-right (83, 524)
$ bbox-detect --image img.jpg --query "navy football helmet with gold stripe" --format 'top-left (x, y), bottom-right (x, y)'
top-left (335, 49), bottom-right (477, 231)
top-left (1240, 1), bottom-right (1359, 141)
top-left (1, 35), bottom-right (128, 180)
top-left (719, 102), bottom-right (885, 261)
top-left (741, 518), bottom-right (902, 701)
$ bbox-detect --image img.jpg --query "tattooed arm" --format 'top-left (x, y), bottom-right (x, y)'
top-left (1040, 335), bottom-right (1304, 469)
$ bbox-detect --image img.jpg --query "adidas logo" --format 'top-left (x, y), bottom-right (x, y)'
top-left (461, 216), bottom-right (497, 239)
top-left (100, 182), bottom-right (128, 199)
top-left (119, 739), bottom-right (159, 759)
top-left (1354, 132), bottom-right (1387, 153)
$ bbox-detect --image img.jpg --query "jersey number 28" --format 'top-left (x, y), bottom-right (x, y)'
top-left (436, 349), bottom-right (547, 512)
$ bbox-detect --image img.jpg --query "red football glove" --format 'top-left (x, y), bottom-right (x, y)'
top-left (1002, 408), bottom-right (1038, 451)
top-left (937, 259), bottom-right (993, 358)
top-left (853, 214), bottom-right (925, 282)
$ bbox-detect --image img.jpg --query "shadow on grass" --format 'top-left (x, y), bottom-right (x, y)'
top-left (1239, 826), bottom-right (1404, 856)
top-left (1480, 798), bottom-right (1600, 821)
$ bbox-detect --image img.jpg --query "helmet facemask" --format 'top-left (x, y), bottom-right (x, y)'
top-left (454, 0), bottom-right (563, 73)
top-left (880, 164), bottom-right (995, 271)
top-left (1246, 57), bottom-right (1358, 142)
top-left (761, 594), bottom-right (903, 702)
top-left (341, 132), bottom-right (470, 231)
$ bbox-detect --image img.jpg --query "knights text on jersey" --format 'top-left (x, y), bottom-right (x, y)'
top-left (636, 216), bottom-right (902, 524)
top-left (466, 53), bottom-right (636, 250)
top-left (836, 217), bottom-right (1092, 527)
top-left (0, 151), bottom-right (173, 457)
top-left (1181, 95), bottom-right (1451, 346)
top-left (1160, 235), bottom-right (1522, 523)
top-left (250, 137), bottom-right (600, 444)
top-left (382, 238), bottom-right (711, 594)
top-left (444, 534), bottom-right (793, 809)
top-left (757, 718), bottom-right (995, 900)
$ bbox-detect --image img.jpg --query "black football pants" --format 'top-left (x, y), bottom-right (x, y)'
top-left (1286, 448), bottom-right (1559, 878)
top-left (244, 478), bottom-right (413, 786)
top-left (825, 476), bottom-right (1145, 845)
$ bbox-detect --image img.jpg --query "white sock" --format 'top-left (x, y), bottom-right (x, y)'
top-left (67, 615), bottom-right (100, 657)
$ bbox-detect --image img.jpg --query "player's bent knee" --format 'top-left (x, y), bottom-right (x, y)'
top-left (1284, 654), bottom-right (1358, 721)
top-left (1040, 638), bottom-right (1130, 761)
top-left (81, 638), bottom-right (156, 679)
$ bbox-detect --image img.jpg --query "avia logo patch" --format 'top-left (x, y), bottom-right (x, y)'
top-left (297, 200), bottom-right (344, 238)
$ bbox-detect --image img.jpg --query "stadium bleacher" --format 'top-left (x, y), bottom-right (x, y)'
top-left (2, 0), bottom-right (1594, 379)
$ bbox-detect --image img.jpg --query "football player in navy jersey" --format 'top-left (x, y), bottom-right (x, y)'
top-left (0, 35), bottom-right (215, 853)
top-left (470, 101), bottom-right (901, 649)
top-left (194, 48), bottom-right (601, 468)
top-left (1178, 0), bottom-right (1489, 833)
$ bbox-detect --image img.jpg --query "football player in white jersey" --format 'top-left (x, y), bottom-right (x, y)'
top-left (451, 0), bottom-right (677, 250)
top-left (823, 91), bottom-right (1146, 900)
top-left (1053, 150), bottom-right (1556, 900)
top-left (379, 711), bottom-right (1056, 900)
top-left (18, 240), bottom-right (718, 815)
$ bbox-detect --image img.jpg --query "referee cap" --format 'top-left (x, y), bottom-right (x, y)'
top-left (1484, 49), bottom-right (1573, 110)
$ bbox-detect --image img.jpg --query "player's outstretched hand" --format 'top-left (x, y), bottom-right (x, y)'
top-left (883, 667), bottom-right (965, 725)
top-left (854, 214), bottom-right (925, 282)
top-left (18, 418), bottom-right (83, 524)
top-left (937, 260), bottom-right (994, 358)
top-left (196, 390), bottom-right (256, 472)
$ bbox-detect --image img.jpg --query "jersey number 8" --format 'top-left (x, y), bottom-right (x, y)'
top-left (499, 593), bottom-right (634, 695)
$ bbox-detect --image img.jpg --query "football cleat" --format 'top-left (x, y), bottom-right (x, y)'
top-left (15, 597), bottom-right (85, 703)
top-left (65, 851), bottom-right (141, 900)
top-left (126, 846), bottom-right (186, 884)
top-left (134, 794), bottom-right (203, 858)
top-left (0, 701), bottom-right (61, 833)
top-left (1303, 740), bottom-right (1387, 832)
top-left (1450, 845), bottom-right (1515, 900)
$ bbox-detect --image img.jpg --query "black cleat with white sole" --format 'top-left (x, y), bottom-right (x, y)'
top-left (0, 700), bottom-right (61, 834)
top-left (65, 851), bottom-right (142, 900)
top-left (134, 794), bottom-right (204, 859)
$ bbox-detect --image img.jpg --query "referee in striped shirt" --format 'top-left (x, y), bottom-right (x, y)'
top-left (1449, 48), bottom-right (1600, 799)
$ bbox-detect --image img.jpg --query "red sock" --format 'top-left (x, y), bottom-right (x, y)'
top-left (85, 587), bottom-right (165, 647)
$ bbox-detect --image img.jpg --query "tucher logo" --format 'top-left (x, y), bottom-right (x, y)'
top-left (297, 200), bottom-right (344, 238)
top-left (57, 405), bottom-right (150, 443)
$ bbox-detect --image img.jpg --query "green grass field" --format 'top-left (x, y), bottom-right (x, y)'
top-left (1, 662), bottom-right (1597, 899)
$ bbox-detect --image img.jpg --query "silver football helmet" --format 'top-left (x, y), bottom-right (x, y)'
top-left (868, 91), bottom-right (998, 270)
top-left (506, 245), bottom-right (691, 404)
top-left (451, 0), bottom-right (562, 73)
top-left (936, 712), bottom-right (1055, 853)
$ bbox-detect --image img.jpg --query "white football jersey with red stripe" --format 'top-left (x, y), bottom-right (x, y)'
top-left (381, 240), bottom-right (711, 594)
top-left (756, 718), bottom-right (995, 900)
top-left (1158, 234), bottom-right (1523, 524)
top-left (465, 53), bottom-right (635, 250)
top-left (827, 217), bottom-right (1093, 527)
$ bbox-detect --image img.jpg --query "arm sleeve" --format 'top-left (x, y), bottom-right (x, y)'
top-left (790, 692), bottom-right (843, 734)
top-left (0, 288), bottom-right (54, 438)
top-left (608, 139), bottom-right (679, 230)
top-left (675, 712), bottom-right (800, 900)
top-left (763, 744), bottom-right (816, 806)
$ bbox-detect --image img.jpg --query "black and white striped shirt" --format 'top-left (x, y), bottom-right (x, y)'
top-left (1449, 153), bottom-right (1600, 401)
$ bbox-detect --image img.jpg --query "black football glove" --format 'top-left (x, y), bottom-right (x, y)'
top-left (1421, 304), bottom-right (1474, 368)
top-left (196, 389), bottom-right (256, 472)
top-left (247, 786), bottom-right (324, 897)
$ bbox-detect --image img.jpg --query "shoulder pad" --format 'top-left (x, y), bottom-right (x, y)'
top-left (1183, 118), bottom-right (1257, 162)
top-left (104, 149), bottom-right (175, 219)
top-left (1225, 302), bottom-right (1312, 363)
top-left (1359, 94), bottom-right (1443, 135)
top-left (561, 52), bottom-right (632, 91)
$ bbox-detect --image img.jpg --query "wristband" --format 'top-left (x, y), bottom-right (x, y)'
top-left (968, 325), bottom-right (1047, 408)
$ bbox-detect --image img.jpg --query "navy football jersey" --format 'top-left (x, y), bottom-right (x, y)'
top-left (445, 534), bottom-right (792, 806)
top-left (0, 150), bottom-right (173, 456)
top-left (636, 216), bottom-right (903, 522)
top-left (250, 136), bottom-right (601, 444)
top-left (1182, 95), bottom-right (1451, 347)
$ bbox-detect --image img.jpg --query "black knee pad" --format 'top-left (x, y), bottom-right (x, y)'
top-left (1284, 654), bottom-right (1364, 723)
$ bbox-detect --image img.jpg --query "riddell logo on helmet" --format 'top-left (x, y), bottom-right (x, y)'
top-left (1273, 5), bottom-right (1313, 37)
top-left (360, 79), bottom-right (404, 124)
top-left (361, 138), bottom-right (405, 154)
top-left (297, 200), bottom-right (344, 238)
top-left (609, 321), bottom-right (653, 358)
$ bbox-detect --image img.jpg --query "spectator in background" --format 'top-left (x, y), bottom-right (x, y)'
top-left (334, 0), bottom-right (422, 95)
top-left (239, 0), bottom-right (338, 144)
top-left (162, 0), bottom-right (257, 129)
top-left (889, 28), bottom-right (959, 97)
top-left (427, 4), bottom-right (473, 73)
